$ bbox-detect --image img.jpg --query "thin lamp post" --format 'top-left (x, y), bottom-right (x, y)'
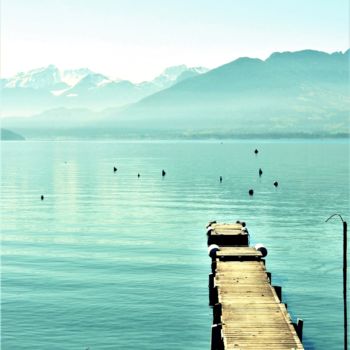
top-left (326, 214), bottom-right (347, 350)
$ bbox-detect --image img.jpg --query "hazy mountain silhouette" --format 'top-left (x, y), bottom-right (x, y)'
top-left (2, 50), bottom-right (349, 138)
top-left (0, 128), bottom-right (25, 140)
top-left (103, 49), bottom-right (349, 135)
top-left (1, 65), bottom-right (208, 116)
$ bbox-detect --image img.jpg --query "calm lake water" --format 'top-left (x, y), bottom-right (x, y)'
top-left (1, 140), bottom-right (349, 350)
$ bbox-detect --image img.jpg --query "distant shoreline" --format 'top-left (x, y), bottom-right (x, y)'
top-left (2, 130), bottom-right (349, 142)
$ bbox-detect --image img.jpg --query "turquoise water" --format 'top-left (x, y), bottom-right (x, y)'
top-left (1, 140), bottom-right (349, 350)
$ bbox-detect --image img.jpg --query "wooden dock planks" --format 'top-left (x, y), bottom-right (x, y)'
top-left (207, 222), bottom-right (304, 350)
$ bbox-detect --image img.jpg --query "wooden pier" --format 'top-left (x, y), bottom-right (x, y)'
top-left (207, 221), bottom-right (304, 350)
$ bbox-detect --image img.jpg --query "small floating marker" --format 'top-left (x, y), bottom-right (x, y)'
top-left (41, 195), bottom-right (44, 200)
top-left (254, 149), bottom-right (259, 155)
top-left (274, 181), bottom-right (279, 187)
top-left (219, 176), bottom-right (223, 183)
top-left (248, 189), bottom-right (254, 196)
top-left (162, 169), bottom-right (166, 177)
top-left (137, 173), bottom-right (140, 178)
top-left (259, 168), bottom-right (263, 177)
top-left (113, 167), bottom-right (117, 172)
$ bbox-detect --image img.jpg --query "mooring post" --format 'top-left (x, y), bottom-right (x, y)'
top-left (209, 273), bottom-right (214, 289)
top-left (213, 303), bottom-right (222, 324)
top-left (211, 323), bottom-right (223, 350)
top-left (211, 260), bottom-right (217, 274)
top-left (273, 285), bottom-right (282, 302)
top-left (209, 286), bottom-right (218, 306)
top-left (209, 273), bottom-right (214, 305)
top-left (297, 318), bottom-right (304, 341)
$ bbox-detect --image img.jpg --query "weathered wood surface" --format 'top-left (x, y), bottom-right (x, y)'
top-left (208, 223), bottom-right (249, 246)
top-left (216, 247), bottom-right (262, 260)
top-left (214, 260), bottom-right (304, 349)
top-left (208, 222), bottom-right (304, 350)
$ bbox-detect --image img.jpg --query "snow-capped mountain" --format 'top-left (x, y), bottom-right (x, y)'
top-left (2, 65), bottom-right (113, 91)
top-left (1, 64), bottom-right (209, 116)
top-left (4, 65), bottom-right (65, 90)
top-left (61, 73), bottom-right (113, 97)
top-left (60, 68), bottom-right (96, 87)
top-left (150, 65), bottom-right (209, 89)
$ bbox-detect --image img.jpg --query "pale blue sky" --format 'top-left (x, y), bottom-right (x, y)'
top-left (1, 0), bottom-right (349, 82)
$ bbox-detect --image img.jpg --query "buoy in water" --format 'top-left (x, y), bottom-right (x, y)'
top-left (41, 195), bottom-right (44, 200)
top-left (248, 189), bottom-right (254, 196)
top-left (137, 173), bottom-right (140, 178)
top-left (254, 149), bottom-right (259, 155)
top-left (219, 176), bottom-right (222, 183)
top-left (113, 167), bottom-right (117, 172)
top-left (274, 181), bottom-right (279, 187)
top-left (162, 169), bottom-right (166, 177)
top-left (259, 168), bottom-right (263, 177)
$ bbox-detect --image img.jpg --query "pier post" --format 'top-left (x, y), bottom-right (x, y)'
top-left (208, 273), bottom-right (214, 305)
top-left (206, 221), bottom-right (304, 349)
top-left (296, 318), bottom-right (304, 341)
top-left (213, 303), bottom-right (222, 324)
top-left (211, 323), bottom-right (223, 350)
top-left (209, 286), bottom-right (218, 306)
top-left (273, 285), bottom-right (282, 302)
top-left (211, 260), bottom-right (217, 274)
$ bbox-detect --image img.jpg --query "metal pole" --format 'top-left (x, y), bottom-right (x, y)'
top-left (343, 221), bottom-right (347, 350)
top-left (326, 214), bottom-right (347, 350)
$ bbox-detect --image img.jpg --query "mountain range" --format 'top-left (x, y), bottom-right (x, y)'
top-left (1, 49), bottom-right (349, 139)
top-left (1, 64), bottom-right (208, 116)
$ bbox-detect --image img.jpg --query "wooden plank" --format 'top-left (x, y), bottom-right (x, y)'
top-left (207, 224), bottom-right (304, 350)
top-left (211, 223), bottom-right (243, 230)
top-left (216, 247), bottom-right (262, 259)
